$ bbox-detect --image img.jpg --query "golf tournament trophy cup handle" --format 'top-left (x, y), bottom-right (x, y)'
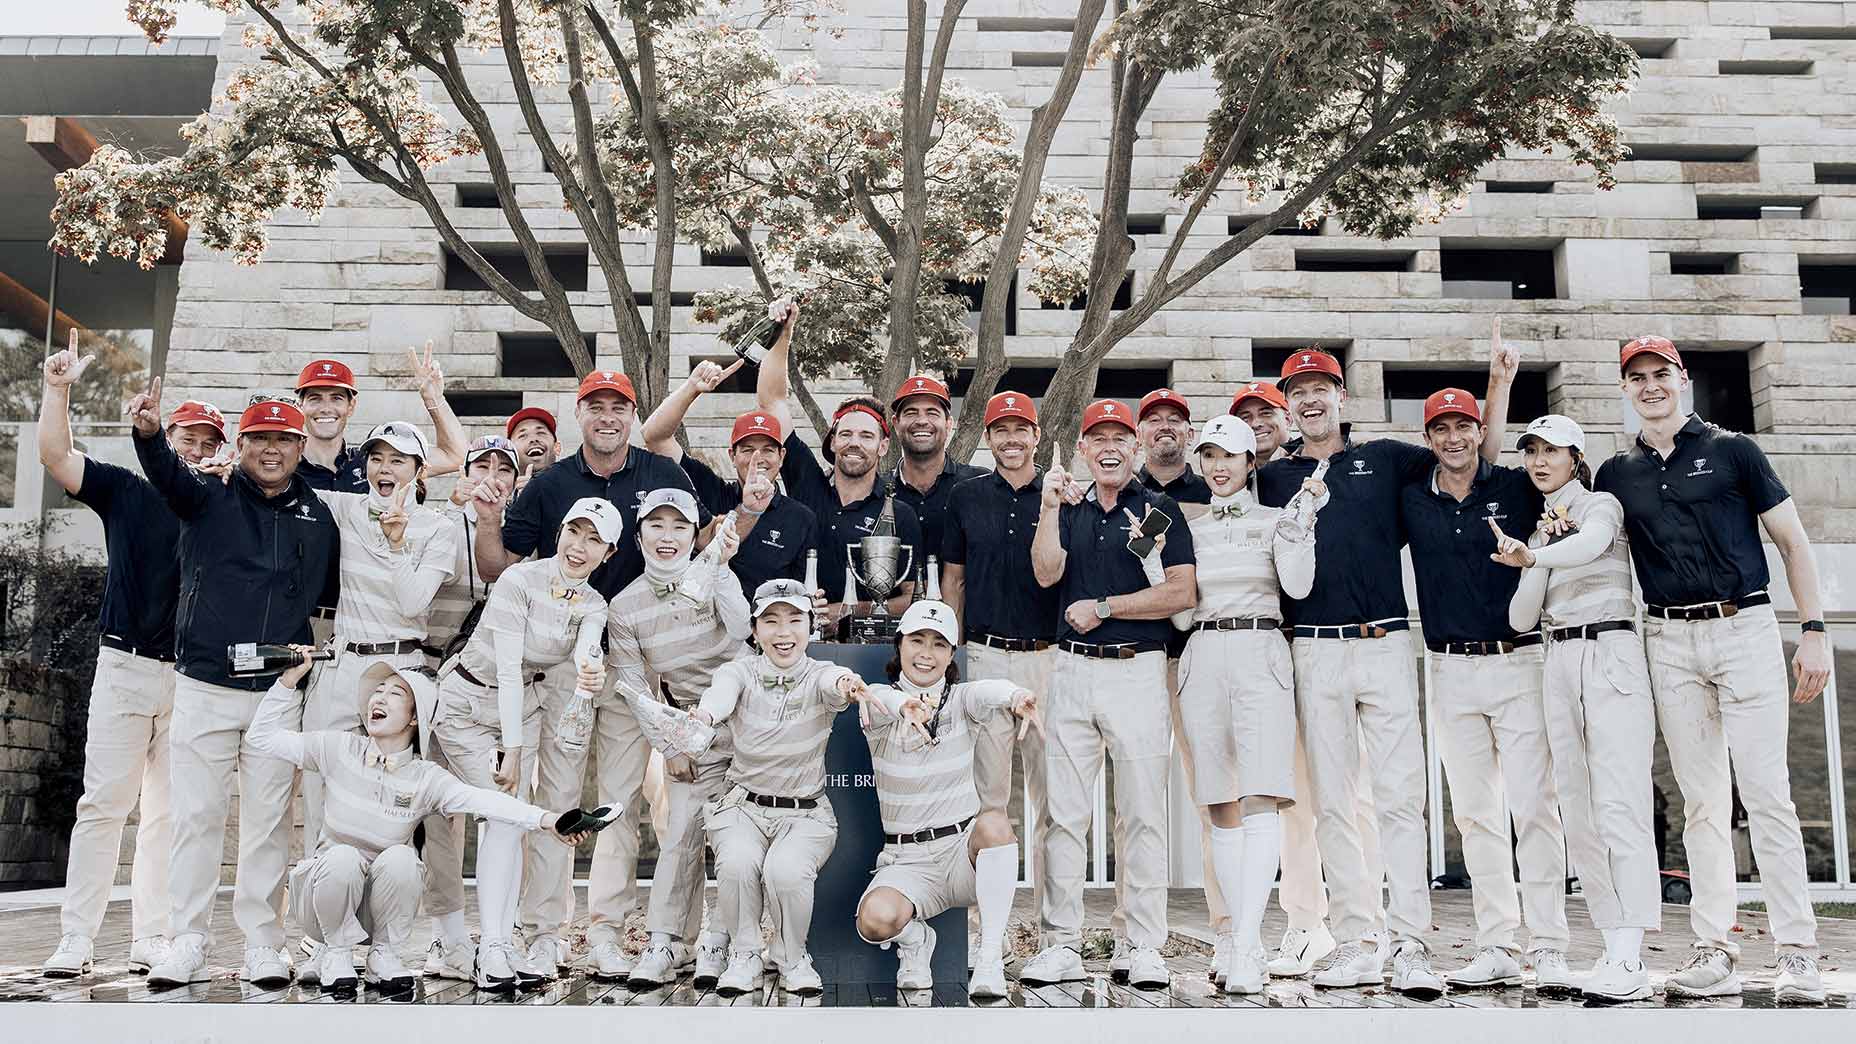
top-left (847, 535), bottom-right (913, 643)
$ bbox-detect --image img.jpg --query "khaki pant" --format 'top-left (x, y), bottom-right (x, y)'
top-left (646, 750), bottom-right (731, 939)
top-left (1646, 605), bottom-right (1817, 955)
top-left (301, 646), bottom-right (426, 855)
top-left (964, 642), bottom-right (1053, 911)
top-left (167, 672), bottom-right (298, 950)
top-left (1040, 649), bottom-right (1171, 950)
top-left (704, 786), bottom-right (838, 970)
top-left (61, 646), bottom-right (173, 943)
top-left (1168, 657), bottom-right (1227, 934)
top-left (291, 844), bottom-right (424, 949)
top-left (1543, 631), bottom-right (1660, 931)
top-left (423, 671), bottom-right (537, 919)
top-left (1292, 632), bottom-right (1430, 948)
top-left (1432, 645), bottom-right (1569, 952)
top-left (1277, 732), bottom-right (1385, 931)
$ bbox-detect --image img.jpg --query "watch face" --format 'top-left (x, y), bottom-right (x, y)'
top-left (1095, 599), bottom-right (1111, 619)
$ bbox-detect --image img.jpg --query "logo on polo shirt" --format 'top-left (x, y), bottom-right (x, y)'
top-left (1689, 456), bottom-right (1713, 478)
top-left (763, 528), bottom-right (784, 549)
top-left (1348, 458), bottom-right (1373, 476)
top-left (1485, 501), bottom-right (1508, 524)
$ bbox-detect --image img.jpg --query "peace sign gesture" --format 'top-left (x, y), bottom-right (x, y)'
top-left (1487, 516), bottom-right (1535, 568)
top-left (379, 470), bottom-right (419, 549)
top-left (407, 341), bottom-right (445, 405)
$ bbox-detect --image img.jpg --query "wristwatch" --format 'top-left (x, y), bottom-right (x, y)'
top-left (1801, 619), bottom-right (1827, 634)
top-left (1095, 597), bottom-right (1112, 620)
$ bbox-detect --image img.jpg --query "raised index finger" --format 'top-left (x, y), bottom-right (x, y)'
top-left (1486, 516), bottom-right (1506, 539)
top-left (720, 358), bottom-right (745, 380)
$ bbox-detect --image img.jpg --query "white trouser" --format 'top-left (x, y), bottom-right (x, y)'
top-left (522, 667), bottom-right (651, 947)
top-left (423, 671), bottom-right (537, 929)
top-left (301, 646), bottom-right (426, 854)
top-left (646, 749), bottom-right (731, 939)
top-left (1277, 730), bottom-right (1385, 932)
top-left (166, 672), bottom-right (298, 951)
top-left (704, 786), bottom-right (838, 971)
top-left (1542, 631), bottom-right (1660, 931)
top-left (1646, 604), bottom-right (1817, 955)
top-left (963, 642), bottom-right (1053, 906)
top-left (1040, 649), bottom-right (1171, 950)
top-left (1431, 645), bottom-right (1569, 953)
top-left (60, 645), bottom-right (174, 942)
top-left (1292, 632), bottom-right (1430, 948)
top-left (291, 844), bottom-right (424, 950)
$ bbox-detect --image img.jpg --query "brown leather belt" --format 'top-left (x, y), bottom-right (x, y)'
top-left (970, 633), bottom-right (1052, 653)
top-left (1057, 639), bottom-right (1165, 660)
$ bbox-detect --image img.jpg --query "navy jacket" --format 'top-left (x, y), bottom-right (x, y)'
top-left (135, 432), bottom-right (340, 690)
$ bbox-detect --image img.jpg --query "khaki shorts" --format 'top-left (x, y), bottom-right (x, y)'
top-left (862, 826), bottom-right (976, 921)
top-left (1176, 628), bottom-right (1297, 805)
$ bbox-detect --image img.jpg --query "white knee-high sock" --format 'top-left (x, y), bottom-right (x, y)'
top-left (433, 910), bottom-right (468, 949)
top-left (1607, 926), bottom-right (1643, 964)
top-left (476, 821), bottom-right (524, 944)
top-left (1235, 813), bottom-right (1281, 955)
top-left (1208, 825), bottom-right (1247, 954)
top-left (974, 844), bottom-right (1017, 957)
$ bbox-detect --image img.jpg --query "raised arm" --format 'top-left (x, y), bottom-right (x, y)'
top-left (129, 378), bottom-right (212, 520)
top-left (642, 360), bottom-right (745, 461)
top-left (696, 663), bottom-right (749, 725)
top-left (409, 342), bottom-right (466, 477)
top-left (1481, 316), bottom-right (1518, 463)
top-left (424, 770), bottom-right (550, 830)
top-left (37, 347), bottom-right (90, 495)
top-left (1031, 471), bottom-right (1070, 588)
top-left (470, 476), bottom-right (525, 581)
top-left (385, 510), bottom-right (458, 617)
top-left (754, 301), bottom-right (799, 437)
top-left (246, 678), bottom-right (314, 770)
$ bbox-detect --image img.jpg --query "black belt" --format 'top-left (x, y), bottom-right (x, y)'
top-left (312, 607), bottom-right (337, 622)
top-left (1428, 633), bottom-right (1544, 656)
top-left (1195, 617), bottom-right (1282, 633)
top-left (885, 816), bottom-right (974, 846)
top-left (419, 644), bottom-right (447, 660)
top-left (1293, 620), bottom-right (1410, 640)
top-left (745, 791), bottom-right (818, 810)
top-left (345, 639), bottom-right (424, 657)
top-left (1646, 592), bottom-right (1770, 621)
top-left (1057, 639), bottom-right (1165, 660)
top-left (452, 662), bottom-right (545, 688)
top-left (1550, 620), bottom-right (1635, 642)
top-left (970, 633), bottom-right (1052, 653)
top-left (99, 635), bottom-right (174, 663)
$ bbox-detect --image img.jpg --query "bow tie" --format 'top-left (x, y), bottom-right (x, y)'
top-left (550, 584), bottom-right (585, 602)
top-left (1211, 503), bottom-right (1247, 519)
top-left (762, 673), bottom-right (796, 692)
top-left (651, 579), bottom-right (680, 599)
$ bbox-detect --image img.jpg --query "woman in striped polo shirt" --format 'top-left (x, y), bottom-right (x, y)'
top-left (1492, 415), bottom-right (1658, 1002)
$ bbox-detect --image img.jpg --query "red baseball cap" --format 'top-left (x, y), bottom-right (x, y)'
top-left (577, 369), bottom-right (636, 404)
top-left (892, 374), bottom-right (951, 410)
top-left (296, 359), bottom-right (356, 393)
top-left (505, 406), bottom-right (556, 438)
top-left (730, 410), bottom-right (783, 447)
top-left (238, 399), bottom-right (308, 437)
top-left (1277, 349), bottom-right (1345, 392)
top-left (1137, 388), bottom-right (1190, 422)
top-left (1422, 387), bottom-right (1483, 427)
top-left (1080, 399), bottom-right (1136, 436)
top-left (1619, 335), bottom-right (1683, 373)
top-left (983, 390), bottom-right (1038, 428)
top-left (169, 400), bottom-right (227, 439)
top-left (1229, 380), bottom-right (1288, 414)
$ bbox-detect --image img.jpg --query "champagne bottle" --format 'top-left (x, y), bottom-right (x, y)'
top-left (557, 685), bottom-right (597, 754)
top-left (730, 314), bottom-right (782, 366)
top-left (925, 554), bottom-right (941, 601)
top-left (228, 643), bottom-right (334, 677)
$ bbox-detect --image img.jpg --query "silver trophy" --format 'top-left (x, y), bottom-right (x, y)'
top-left (846, 491), bottom-right (913, 643)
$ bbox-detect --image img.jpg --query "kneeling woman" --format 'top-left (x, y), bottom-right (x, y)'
top-left (854, 600), bottom-right (1039, 999)
top-left (248, 654), bottom-right (592, 995)
top-left (1172, 417), bottom-right (1326, 994)
top-left (423, 497), bottom-right (620, 990)
top-left (1491, 416), bottom-right (1658, 1003)
top-left (693, 579), bottom-right (864, 996)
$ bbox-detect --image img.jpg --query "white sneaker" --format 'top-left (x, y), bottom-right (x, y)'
top-left (1665, 947), bottom-right (1740, 999)
top-left (365, 946), bottom-right (416, 992)
top-left (587, 940), bottom-right (632, 983)
top-left (423, 939), bottom-right (476, 981)
top-left (318, 946), bottom-right (358, 995)
top-left (895, 923), bottom-right (936, 990)
top-left (1268, 923), bottom-right (1337, 978)
top-left (1126, 946), bottom-right (1170, 990)
top-left (968, 949), bottom-right (1008, 999)
top-left (1446, 946), bottom-right (1522, 989)
top-left (1390, 943), bottom-right (1445, 999)
top-left (692, 932), bottom-right (729, 989)
top-left (1018, 944), bottom-right (1086, 985)
top-left (241, 945), bottom-right (294, 988)
top-left (1107, 937), bottom-right (1132, 982)
top-left (1528, 947), bottom-right (1576, 994)
top-left (782, 952), bottom-right (824, 995)
top-left (1209, 933), bottom-right (1233, 985)
top-left (1223, 948), bottom-right (1267, 995)
top-left (628, 943), bottom-right (681, 988)
top-left (1582, 957), bottom-right (1652, 1002)
top-left (716, 948), bottom-right (764, 995)
top-left (42, 933), bottom-right (94, 979)
top-left (128, 936), bottom-right (169, 975)
top-left (1312, 942), bottom-right (1384, 988)
top-left (1774, 952), bottom-right (1827, 1005)
top-left (523, 936), bottom-right (560, 980)
top-left (148, 934), bottom-right (210, 988)
top-left (296, 937), bottom-right (322, 986)
top-left (474, 940), bottom-right (520, 993)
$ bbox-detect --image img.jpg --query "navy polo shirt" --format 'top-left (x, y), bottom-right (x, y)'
top-left (1139, 465), bottom-right (1212, 505)
top-left (781, 433), bottom-right (924, 603)
top-left (1257, 435), bottom-right (1435, 626)
top-left (942, 469), bottom-right (1059, 642)
top-left (1400, 461), bottom-right (1545, 645)
top-left (1595, 415), bottom-right (1790, 607)
top-left (1053, 482), bottom-right (1194, 645)
top-left (502, 446), bottom-right (707, 599)
top-left (888, 455), bottom-right (988, 568)
top-left (298, 442), bottom-right (368, 493)
top-left (71, 460), bottom-right (183, 657)
top-left (681, 453), bottom-right (818, 599)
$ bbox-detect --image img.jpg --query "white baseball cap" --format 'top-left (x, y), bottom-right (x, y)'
top-left (561, 497), bottom-right (624, 545)
top-left (752, 578), bottom-right (813, 618)
top-left (1517, 414), bottom-right (1586, 454)
top-left (1192, 415), bottom-right (1258, 458)
top-left (358, 660), bottom-right (438, 757)
top-left (361, 420), bottom-right (429, 460)
top-left (638, 487), bottom-right (701, 524)
top-left (897, 599), bottom-right (960, 646)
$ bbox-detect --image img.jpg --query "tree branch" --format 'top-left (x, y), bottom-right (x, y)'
top-left (849, 173), bottom-right (900, 254)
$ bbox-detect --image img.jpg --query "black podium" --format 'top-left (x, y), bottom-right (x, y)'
top-left (805, 643), bottom-right (968, 986)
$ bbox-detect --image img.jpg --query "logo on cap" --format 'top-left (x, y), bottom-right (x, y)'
top-left (1005, 396), bottom-right (1017, 407)
top-left (1443, 392), bottom-right (1457, 404)
top-left (923, 606), bottom-right (942, 620)
top-left (270, 405), bottom-right (282, 417)
top-left (321, 363), bottom-right (333, 373)
top-left (602, 372), bottom-right (614, 381)
top-left (914, 379), bottom-right (927, 390)
top-left (1102, 404), bottom-right (1116, 415)
top-left (1302, 354), bottom-right (1312, 364)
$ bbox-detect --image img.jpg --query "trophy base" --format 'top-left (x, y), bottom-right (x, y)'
top-left (846, 615), bottom-right (902, 644)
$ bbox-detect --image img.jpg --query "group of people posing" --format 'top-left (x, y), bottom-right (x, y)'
top-left (31, 301), bottom-right (1834, 1006)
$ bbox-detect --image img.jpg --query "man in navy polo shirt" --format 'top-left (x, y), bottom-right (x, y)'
top-left (1596, 336), bottom-right (1830, 1004)
top-left (1399, 388), bottom-right (1571, 992)
top-left (640, 357), bottom-right (820, 598)
top-left (1136, 387), bottom-right (1212, 504)
top-left (1021, 398), bottom-right (1196, 991)
top-left (1256, 329), bottom-right (1515, 997)
top-left (887, 373), bottom-right (987, 565)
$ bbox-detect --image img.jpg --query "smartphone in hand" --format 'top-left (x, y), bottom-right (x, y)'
top-left (1127, 507), bottom-right (1173, 558)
